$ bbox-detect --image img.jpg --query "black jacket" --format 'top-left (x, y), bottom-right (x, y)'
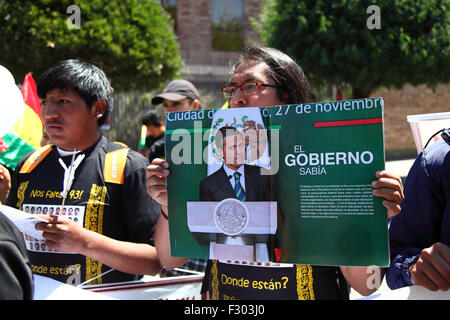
top-left (387, 129), bottom-right (450, 289)
top-left (0, 211), bottom-right (34, 299)
top-left (199, 164), bottom-right (271, 201)
top-left (7, 136), bottom-right (160, 285)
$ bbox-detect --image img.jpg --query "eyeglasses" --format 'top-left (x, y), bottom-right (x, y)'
top-left (221, 82), bottom-right (281, 99)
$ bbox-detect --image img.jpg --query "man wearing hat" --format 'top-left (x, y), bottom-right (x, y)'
top-left (152, 79), bottom-right (201, 113)
top-left (151, 79), bottom-right (207, 277)
top-left (149, 80), bottom-right (201, 163)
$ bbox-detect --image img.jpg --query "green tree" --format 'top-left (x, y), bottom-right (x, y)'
top-left (0, 0), bottom-right (182, 91)
top-left (257, 0), bottom-right (449, 98)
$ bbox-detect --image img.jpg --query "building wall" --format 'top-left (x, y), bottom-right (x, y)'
top-left (176, 0), bottom-right (263, 108)
top-left (177, 0), bottom-right (214, 65)
top-left (174, 0), bottom-right (449, 159)
top-left (371, 84), bottom-right (450, 159)
top-left (177, 0), bottom-right (261, 66)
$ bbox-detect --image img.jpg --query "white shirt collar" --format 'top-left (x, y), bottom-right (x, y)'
top-left (57, 147), bottom-right (83, 157)
top-left (223, 164), bottom-right (245, 190)
top-left (223, 164), bottom-right (244, 177)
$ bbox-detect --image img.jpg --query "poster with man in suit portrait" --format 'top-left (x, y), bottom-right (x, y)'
top-left (164, 98), bottom-right (389, 267)
top-left (197, 108), bottom-right (277, 261)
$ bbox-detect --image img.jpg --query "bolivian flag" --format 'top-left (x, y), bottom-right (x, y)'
top-left (0, 72), bottom-right (42, 170)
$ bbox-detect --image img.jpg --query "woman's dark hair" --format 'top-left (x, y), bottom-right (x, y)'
top-left (37, 59), bottom-right (113, 126)
top-left (232, 46), bottom-right (312, 104)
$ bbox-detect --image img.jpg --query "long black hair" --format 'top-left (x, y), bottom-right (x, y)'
top-left (231, 45), bottom-right (312, 104)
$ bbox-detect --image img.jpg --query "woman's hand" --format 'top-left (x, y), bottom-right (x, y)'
top-left (146, 158), bottom-right (169, 214)
top-left (372, 170), bottom-right (404, 219)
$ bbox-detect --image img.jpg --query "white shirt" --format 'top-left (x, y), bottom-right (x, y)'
top-left (223, 165), bottom-right (246, 191)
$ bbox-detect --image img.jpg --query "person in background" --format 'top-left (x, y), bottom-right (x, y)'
top-left (40, 128), bottom-right (51, 147)
top-left (386, 129), bottom-right (450, 292)
top-left (151, 79), bottom-right (207, 277)
top-left (141, 110), bottom-right (165, 164)
top-left (0, 163), bottom-right (11, 204)
top-left (7, 59), bottom-right (162, 285)
top-left (0, 210), bottom-right (34, 299)
top-left (147, 45), bottom-right (405, 299)
top-left (152, 79), bottom-right (201, 114)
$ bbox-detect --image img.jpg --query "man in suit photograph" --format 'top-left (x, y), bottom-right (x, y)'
top-left (198, 125), bottom-right (275, 262)
top-left (199, 126), bottom-right (271, 202)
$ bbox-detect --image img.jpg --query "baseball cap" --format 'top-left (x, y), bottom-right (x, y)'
top-left (151, 79), bottom-right (200, 105)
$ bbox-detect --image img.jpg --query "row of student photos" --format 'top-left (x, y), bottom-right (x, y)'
top-left (22, 204), bottom-right (85, 253)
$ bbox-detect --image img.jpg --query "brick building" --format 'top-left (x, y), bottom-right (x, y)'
top-left (164, 0), bottom-right (449, 158)
top-left (163, 0), bottom-right (262, 111)
top-left (372, 84), bottom-right (450, 158)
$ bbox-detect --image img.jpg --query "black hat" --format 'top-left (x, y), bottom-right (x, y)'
top-left (152, 79), bottom-right (200, 105)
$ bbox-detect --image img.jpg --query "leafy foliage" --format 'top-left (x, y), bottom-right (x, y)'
top-left (0, 0), bottom-right (182, 91)
top-left (257, 0), bottom-right (449, 98)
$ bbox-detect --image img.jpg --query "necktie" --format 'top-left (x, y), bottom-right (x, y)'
top-left (234, 171), bottom-right (246, 201)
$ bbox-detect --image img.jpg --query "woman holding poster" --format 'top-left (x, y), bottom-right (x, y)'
top-left (147, 45), bottom-right (404, 300)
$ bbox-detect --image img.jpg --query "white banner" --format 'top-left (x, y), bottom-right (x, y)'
top-left (34, 275), bottom-right (204, 300)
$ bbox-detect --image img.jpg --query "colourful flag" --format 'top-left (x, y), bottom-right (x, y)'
top-left (138, 125), bottom-right (147, 150)
top-left (0, 66), bottom-right (42, 170)
top-left (21, 73), bottom-right (42, 123)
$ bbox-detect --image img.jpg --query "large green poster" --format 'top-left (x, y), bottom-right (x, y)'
top-left (165, 97), bottom-right (388, 266)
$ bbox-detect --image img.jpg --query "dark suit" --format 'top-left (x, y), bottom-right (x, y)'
top-left (199, 164), bottom-right (271, 202)
top-left (199, 164), bottom-right (278, 269)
